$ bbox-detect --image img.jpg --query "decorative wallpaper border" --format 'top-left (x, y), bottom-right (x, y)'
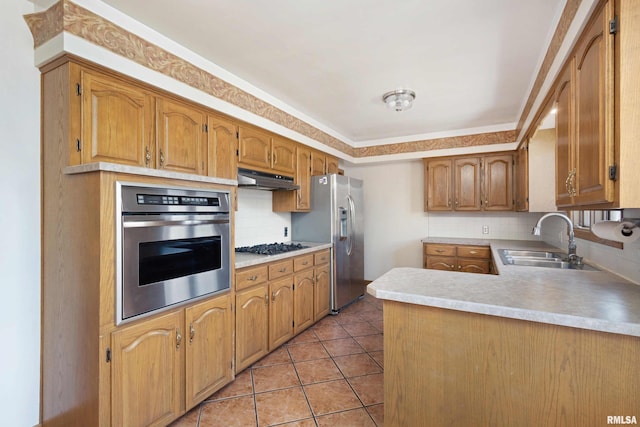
top-left (24, 0), bottom-right (572, 160)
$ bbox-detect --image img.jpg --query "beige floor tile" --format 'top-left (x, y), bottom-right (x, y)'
top-left (316, 408), bottom-right (376, 426)
top-left (207, 369), bottom-right (253, 400)
top-left (255, 386), bottom-right (312, 427)
top-left (342, 321), bottom-right (380, 337)
top-left (287, 341), bottom-right (330, 362)
top-left (354, 334), bottom-right (384, 352)
top-left (253, 363), bottom-right (300, 393)
top-left (294, 358), bottom-right (343, 384)
top-left (304, 379), bottom-right (362, 416)
top-left (313, 323), bottom-right (350, 341)
top-left (198, 395), bottom-right (256, 427)
top-left (333, 353), bottom-right (382, 378)
top-left (348, 373), bottom-right (384, 406)
top-left (321, 337), bottom-right (365, 357)
top-left (366, 403), bottom-right (384, 426)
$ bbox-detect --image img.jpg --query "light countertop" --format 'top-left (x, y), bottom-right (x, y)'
top-left (235, 242), bottom-right (332, 269)
top-left (368, 239), bottom-right (640, 337)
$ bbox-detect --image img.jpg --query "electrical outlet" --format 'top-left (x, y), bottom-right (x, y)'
top-left (482, 225), bottom-right (489, 234)
top-left (284, 226), bottom-right (288, 237)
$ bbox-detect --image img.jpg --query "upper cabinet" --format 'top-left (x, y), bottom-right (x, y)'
top-left (79, 67), bottom-right (155, 167)
top-left (311, 150), bottom-right (340, 176)
top-left (555, 0), bottom-right (615, 208)
top-left (273, 145), bottom-right (312, 212)
top-left (237, 125), bottom-right (297, 175)
top-left (156, 97), bottom-right (206, 175)
top-left (424, 153), bottom-right (514, 212)
top-left (206, 114), bottom-right (238, 180)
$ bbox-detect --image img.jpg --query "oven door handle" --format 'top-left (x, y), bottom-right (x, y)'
top-left (123, 218), bottom-right (229, 228)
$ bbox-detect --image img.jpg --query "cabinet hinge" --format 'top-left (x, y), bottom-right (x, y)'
top-left (76, 139), bottom-right (81, 152)
top-left (203, 123), bottom-right (208, 133)
top-left (235, 149), bottom-right (239, 156)
top-left (609, 16), bottom-right (618, 35)
top-left (106, 348), bottom-right (111, 363)
top-left (609, 165), bottom-right (618, 181)
top-left (236, 130), bottom-right (239, 139)
top-left (75, 83), bottom-right (81, 96)
top-left (292, 284), bottom-right (295, 290)
top-left (292, 320), bottom-right (295, 328)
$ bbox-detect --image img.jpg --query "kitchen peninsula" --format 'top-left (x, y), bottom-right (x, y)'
top-left (368, 239), bottom-right (640, 426)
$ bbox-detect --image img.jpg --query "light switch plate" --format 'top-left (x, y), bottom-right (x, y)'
top-left (482, 225), bottom-right (489, 234)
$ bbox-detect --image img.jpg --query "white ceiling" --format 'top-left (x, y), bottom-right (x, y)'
top-left (101, 0), bottom-right (564, 145)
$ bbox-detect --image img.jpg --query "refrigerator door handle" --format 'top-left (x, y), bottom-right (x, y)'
top-left (346, 195), bottom-right (355, 256)
top-left (338, 206), bottom-right (348, 241)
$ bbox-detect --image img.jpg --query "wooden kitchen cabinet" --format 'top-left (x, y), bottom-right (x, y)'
top-left (184, 294), bottom-right (233, 409)
top-left (314, 263), bottom-right (331, 321)
top-left (235, 284), bottom-right (270, 371)
top-left (326, 155), bottom-right (340, 174)
top-left (273, 145), bottom-right (312, 212)
top-left (311, 150), bottom-right (340, 176)
top-left (424, 153), bottom-right (514, 212)
top-left (79, 66), bottom-right (155, 167)
top-left (269, 277), bottom-right (295, 349)
top-left (423, 243), bottom-right (492, 274)
top-left (206, 114), bottom-right (238, 180)
top-left (157, 97), bottom-right (206, 175)
top-left (238, 125), bottom-right (297, 175)
top-left (111, 310), bottom-right (182, 427)
top-left (294, 269), bottom-right (315, 334)
top-left (554, 0), bottom-right (615, 208)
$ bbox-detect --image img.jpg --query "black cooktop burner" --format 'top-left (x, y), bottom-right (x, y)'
top-left (236, 242), bottom-right (308, 255)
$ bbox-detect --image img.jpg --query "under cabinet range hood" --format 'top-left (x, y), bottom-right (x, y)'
top-left (237, 167), bottom-right (299, 191)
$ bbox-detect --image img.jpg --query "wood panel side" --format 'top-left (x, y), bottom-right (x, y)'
top-left (384, 301), bottom-right (640, 427)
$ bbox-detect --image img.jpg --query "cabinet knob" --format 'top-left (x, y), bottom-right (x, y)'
top-left (189, 323), bottom-right (195, 343)
top-left (159, 149), bottom-right (165, 167)
top-left (176, 328), bottom-right (182, 349)
top-left (145, 146), bottom-right (151, 167)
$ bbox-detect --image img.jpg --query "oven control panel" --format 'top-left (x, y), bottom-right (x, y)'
top-left (136, 194), bottom-right (220, 207)
top-left (120, 183), bottom-right (230, 214)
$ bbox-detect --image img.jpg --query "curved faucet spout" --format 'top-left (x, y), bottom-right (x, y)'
top-left (532, 212), bottom-right (577, 256)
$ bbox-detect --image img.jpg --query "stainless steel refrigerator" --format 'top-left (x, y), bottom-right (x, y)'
top-left (292, 174), bottom-right (365, 313)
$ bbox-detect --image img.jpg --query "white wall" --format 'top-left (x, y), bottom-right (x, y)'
top-left (235, 189), bottom-right (291, 247)
top-left (344, 160), bottom-right (548, 279)
top-left (0, 2), bottom-right (42, 426)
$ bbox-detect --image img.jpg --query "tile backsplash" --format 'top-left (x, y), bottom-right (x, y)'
top-left (235, 188), bottom-right (291, 247)
top-left (427, 212), bottom-right (545, 241)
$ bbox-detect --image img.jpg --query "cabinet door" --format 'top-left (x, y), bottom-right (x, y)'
top-left (555, 62), bottom-right (574, 207)
top-left (425, 256), bottom-right (456, 271)
top-left (573, 1), bottom-right (615, 206)
top-left (454, 158), bottom-right (481, 210)
top-left (424, 159), bottom-right (453, 211)
top-left (295, 145), bottom-right (312, 210)
top-left (483, 154), bottom-right (514, 211)
top-left (271, 137), bottom-right (297, 175)
top-left (326, 155), bottom-right (340, 174)
top-left (269, 277), bottom-right (294, 349)
top-left (314, 263), bottom-right (331, 321)
top-left (111, 311), bottom-right (182, 427)
top-left (207, 114), bottom-right (238, 179)
top-left (238, 125), bottom-right (271, 170)
top-left (81, 69), bottom-right (154, 167)
top-left (294, 269), bottom-right (315, 334)
top-left (157, 97), bottom-right (204, 174)
top-left (185, 294), bottom-right (233, 409)
top-left (235, 285), bottom-right (269, 371)
top-left (311, 150), bottom-right (326, 176)
top-left (515, 142), bottom-right (529, 212)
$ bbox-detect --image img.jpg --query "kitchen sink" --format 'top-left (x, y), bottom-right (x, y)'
top-left (497, 249), bottom-right (599, 271)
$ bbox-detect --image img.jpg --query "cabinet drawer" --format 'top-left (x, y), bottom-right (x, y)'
top-left (294, 254), bottom-right (314, 272)
top-left (458, 258), bottom-right (491, 274)
top-left (456, 246), bottom-right (490, 259)
top-left (425, 244), bottom-right (456, 257)
top-left (269, 259), bottom-right (294, 280)
top-left (236, 265), bottom-right (268, 291)
top-left (314, 249), bottom-right (330, 265)
top-left (425, 256), bottom-right (456, 271)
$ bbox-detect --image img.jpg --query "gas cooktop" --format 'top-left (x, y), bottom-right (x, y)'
top-left (235, 242), bottom-right (309, 255)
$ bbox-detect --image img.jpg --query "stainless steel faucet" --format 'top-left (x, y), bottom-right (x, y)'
top-left (532, 212), bottom-right (580, 262)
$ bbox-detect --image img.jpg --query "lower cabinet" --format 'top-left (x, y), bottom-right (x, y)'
top-left (235, 248), bottom-right (331, 372)
top-left (111, 293), bottom-right (233, 427)
top-left (423, 243), bottom-right (492, 274)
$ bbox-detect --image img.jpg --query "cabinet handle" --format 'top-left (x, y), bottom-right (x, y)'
top-left (271, 291), bottom-right (276, 302)
top-left (447, 199), bottom-right (451, 207)
top-left (458, 265), bottom-right (462, 270)
top-left (267, 152), bottom-right (271, 161)
top-left (176, 328), bottom-right (182, 349)
top-left (278, 267), bottom-right (287, 273)
top-left (302, 261), bottom-right (308, 265)
top-left (455, 200), bottom-right (459, 208)
top-left (159, 149), bottom-right (165, 167)
top-left (145, 146), bottom-right (151, 167)
top-left (565, 168), bottom-right (576, 196)
top-left (273, 152), bottom-right (277, 163)
top-left (189, 323), bottom-right (195, 343)
top-left (248, 275), bottom-right (258, 281)
top-left (470, 250), bottom-right (478, 254)
top-left (435, 249), bottom-right (445, 254)
top-left (264, 294), bottom-right (269, 305)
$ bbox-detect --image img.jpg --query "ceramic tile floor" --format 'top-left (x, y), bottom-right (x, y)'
top-left (170, 293), bottom-right (384, 427)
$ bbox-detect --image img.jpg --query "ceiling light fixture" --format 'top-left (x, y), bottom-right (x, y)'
top-left (382, 89), bottom-right (416, 112)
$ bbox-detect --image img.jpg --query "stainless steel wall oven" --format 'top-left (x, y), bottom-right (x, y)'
top-left (116, 183), bottom-right (231, 324)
